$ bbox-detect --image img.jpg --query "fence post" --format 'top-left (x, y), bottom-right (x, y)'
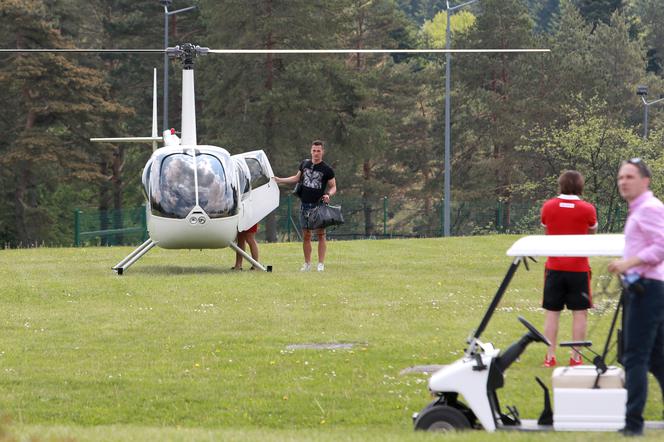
top-left (74, 209), bottom-right (81, 247)
top-left (440, 198), bottom-right (445, 237)
top-left (286, 195), bottom-right (292, 242)
top-left (496, 201), bottom-right (503, 231)
top-left (383, 196), bottom-right (388, 236)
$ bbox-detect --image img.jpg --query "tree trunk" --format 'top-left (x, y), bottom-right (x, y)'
top-left (13, 163), bottom-right (28, 245)
top-left (14, 100), bottom-right (36, 245)
top-left (362, 160), bottom-right (374, 236)
top-left (112, 146), bottom-right (124, 244)
top-left (99, 161), bottom-right (111, 246)
top-left (262, 0), bottom-right (278, 242)
top-left (494, 145), bottom-right (513, 230)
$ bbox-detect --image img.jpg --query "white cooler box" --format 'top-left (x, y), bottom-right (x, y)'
top-left (552, 365), bottom-right (626, 431)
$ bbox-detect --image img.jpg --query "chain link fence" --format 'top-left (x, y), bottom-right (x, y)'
top-left (74, 207), bottom-right (148, 247)
top-left (74, 196), bottom-right (627, 246)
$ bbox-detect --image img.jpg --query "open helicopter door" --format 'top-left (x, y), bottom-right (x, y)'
top-left (232, 150), bottom-right (279, 231)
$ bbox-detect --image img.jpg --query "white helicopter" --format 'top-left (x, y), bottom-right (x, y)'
top-left (3, 43), bottom-right (549, 274)
top-left (90, 44), bottom-right (279, 274)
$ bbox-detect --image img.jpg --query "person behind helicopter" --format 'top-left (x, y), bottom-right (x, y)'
top-left (232, 223), bottom-right (259, 271)
top-left (540, 170), bottom-right (597, 368)
top-left (274, 140), bottom-right (337, 272)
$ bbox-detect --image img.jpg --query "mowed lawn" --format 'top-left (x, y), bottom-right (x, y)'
top-left (0, 236), bottom-right (662, 441)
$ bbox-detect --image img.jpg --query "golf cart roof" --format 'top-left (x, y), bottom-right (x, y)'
top-left (506, 234), bottom-right (624, 258)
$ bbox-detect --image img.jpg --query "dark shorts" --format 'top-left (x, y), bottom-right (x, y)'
top-left (299, 203), bottom-right (323, 231)
top-left (543, 269), bottom-right (592, 311)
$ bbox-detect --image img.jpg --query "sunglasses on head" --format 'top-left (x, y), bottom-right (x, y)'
top-left (623, 157), bottom-right (652, 178)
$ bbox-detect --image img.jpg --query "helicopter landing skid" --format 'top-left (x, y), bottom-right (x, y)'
top-left (112, 239), bottom-right (157, 275)
top-left (228, 242), bottom-right (272, 272)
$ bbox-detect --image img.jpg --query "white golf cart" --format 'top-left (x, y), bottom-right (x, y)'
top-left (413, 234), bottom-right (664, 432)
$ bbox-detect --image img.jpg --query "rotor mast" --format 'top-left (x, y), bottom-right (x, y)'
top-left (166, 44), bottom-right (209, 146)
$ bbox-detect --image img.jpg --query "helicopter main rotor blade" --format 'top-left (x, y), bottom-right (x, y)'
top-left (208, 48), bottom-right (550, 54)
top-left (0, 49), bottom-right (164, 53)
top-left (0, 47), bottom-right (550, 55)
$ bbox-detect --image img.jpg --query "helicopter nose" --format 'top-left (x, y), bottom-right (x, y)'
top-left (188, 211), bottom-right (209, 225)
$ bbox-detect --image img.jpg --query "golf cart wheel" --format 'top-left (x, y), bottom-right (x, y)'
top-left (414, 405), bottom-right (470, 432)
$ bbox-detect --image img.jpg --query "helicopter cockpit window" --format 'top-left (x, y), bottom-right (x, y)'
top-left (197, 154), bottom-right (238, 218)
top-left (245, 157), bottom-right (270, 188)
top-left (150, 153), bottom-right (197, 219)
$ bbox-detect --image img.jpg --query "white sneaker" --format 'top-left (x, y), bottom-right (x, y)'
top-left (317, 263), bottom-right (325, 272)
top-left (300, 263), bottom-right (311, 272)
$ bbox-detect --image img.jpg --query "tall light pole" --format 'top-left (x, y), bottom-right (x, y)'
top-left (160, 0), bottom-right (197, 132)
top-left (443, 0), bottom-right (478, 237)
top-left (637, 84), bottom-right (664, 139)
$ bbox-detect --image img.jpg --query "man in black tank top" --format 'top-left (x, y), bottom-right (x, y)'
top-left (274, 140), bottom-right (337, 271)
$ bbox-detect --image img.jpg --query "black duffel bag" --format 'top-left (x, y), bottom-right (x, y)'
top-left (309, 203), bottom-right (344, 229)
top-left (292, 181), bottom-right (304, 199)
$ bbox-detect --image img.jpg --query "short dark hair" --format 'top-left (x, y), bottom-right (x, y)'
top-left (311, 140), bottom-right (324, 148)
top-left (558, 170), bottom-right (584, 195)
top-left (621, 158), bottom-right (652, 178)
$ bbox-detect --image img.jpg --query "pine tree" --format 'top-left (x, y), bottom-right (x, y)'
top-left (82, 0), bottom-right (167, 244)
top-left (627, 0), bottom-right (664, 75)
top-left (452, 0), bottom-right (538, 228)
top-left (573, 0), bottom-right (624, 31)
top-left (197, 0), bottom-right (356, 240)
top-left (0, 0), bottom-right (129, 245)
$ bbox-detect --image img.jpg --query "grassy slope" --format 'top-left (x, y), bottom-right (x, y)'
top-left (0, 237), bottom-right (661, 441)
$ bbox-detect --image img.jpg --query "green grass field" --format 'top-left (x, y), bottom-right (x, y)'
top-left (0, 236), bottom-right (662, 441)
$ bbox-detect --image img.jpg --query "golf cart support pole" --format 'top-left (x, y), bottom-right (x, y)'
top-left (471, 257), bottom-right (522, 343)
top-left (601, 288), bottom-right (625, 365)
top-left (588, 289), bottom-right (625, 389)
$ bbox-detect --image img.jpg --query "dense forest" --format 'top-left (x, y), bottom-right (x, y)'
top-left (1, 0), bottom-right (663, 246)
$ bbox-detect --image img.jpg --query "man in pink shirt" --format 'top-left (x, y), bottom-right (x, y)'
top-left (609, 158), bottom-right (664, 436)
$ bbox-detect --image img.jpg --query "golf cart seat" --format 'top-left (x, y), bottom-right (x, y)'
top-left (552, 365), bottom-right (626, 431)
top-left (552, 365), bottom-right (624, 389)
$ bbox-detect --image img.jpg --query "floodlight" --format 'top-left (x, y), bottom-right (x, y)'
top-left (637, 85), bottom-right (648, 96)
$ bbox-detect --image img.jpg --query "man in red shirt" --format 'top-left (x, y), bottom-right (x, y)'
top-left (540, 170), bottom-right (598, 367)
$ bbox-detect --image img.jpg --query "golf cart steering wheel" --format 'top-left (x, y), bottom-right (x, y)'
top-left (518, 316), bottom-right (551, 346)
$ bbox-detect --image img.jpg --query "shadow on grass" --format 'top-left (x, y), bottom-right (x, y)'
top-left (129, 265), bottom-right (234, 275)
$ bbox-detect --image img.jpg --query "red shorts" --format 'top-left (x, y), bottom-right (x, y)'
top-left (246, 223), bottom-right (258, 233)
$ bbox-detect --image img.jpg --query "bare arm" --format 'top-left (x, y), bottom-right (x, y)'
top-left (322, 178), bottom-right (337, 204)
top-left (608, 256), bottom-right (643, 274)
top-left (274, 171), bottom-right (301, 185)
top-left (588, 207), bottom-right (598, 234)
